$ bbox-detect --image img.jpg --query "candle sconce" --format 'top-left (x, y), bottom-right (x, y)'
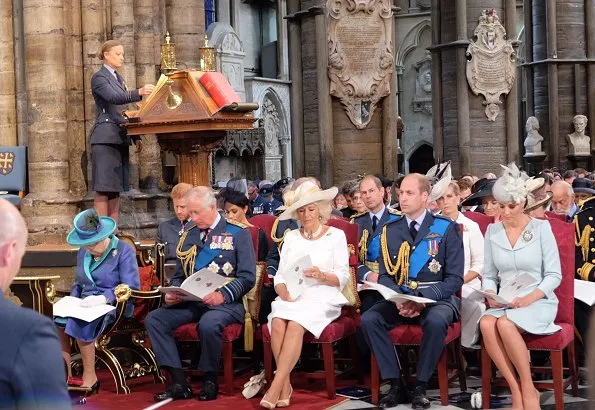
top-left (199, 35), bottom-right (216, 72)
top-left (160, 31), bottom-right (182, 110)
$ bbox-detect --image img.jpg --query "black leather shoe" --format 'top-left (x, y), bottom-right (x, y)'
top-left (411, 386), bottom-right (431, 409)
top-left (154, 383), bottom-right (193, 402)
top-left (198, 380), bottom-right (218, 401)
top-left (379, 384), bottom-right (409, 408)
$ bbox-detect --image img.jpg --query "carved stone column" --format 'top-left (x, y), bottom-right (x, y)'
top-left (286, 0), bottom-right (304, 177)
top-left (165, 0), bottom-right (205, 69)
top-left (0, 0), bottom-right (17, 146)
top-left (432, 3), bottom-right (518, 176)
top-left (279, 135), bottom-right (291, 178)
top-left (21, 0), bottom-right (77, 244)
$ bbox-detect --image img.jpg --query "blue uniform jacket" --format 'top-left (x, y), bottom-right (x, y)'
top-left (0, 293), bottom-right (71, 409)
top-left (265, 219), bottom-right (299, 277)
top-left (71, 237), bottom-right (141, 304)
top-left (156, 217), bottom-right (193, 264)
top-left (378, 212), bottom-right (464, 317)
top-left (171, 218), bottom-right (256, 322)
top-left (89, 66), bottom-right (142, 146)
top-left (352, 208), bottom-right (401, 282)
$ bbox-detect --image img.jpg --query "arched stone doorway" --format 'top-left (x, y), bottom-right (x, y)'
top-left (408, 144), bottom-right (434, 174)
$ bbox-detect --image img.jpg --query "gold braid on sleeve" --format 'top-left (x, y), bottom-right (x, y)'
top-left (358, 229), bottom-right (369, 263)
top-left (576, 222), bottom-right (591, 263)
top-left (380, 225), bottom-right (410, 286)
top-left (176, 230), bottom-right (197, 278)
top-left (271, 219), bottom-right (291, 250)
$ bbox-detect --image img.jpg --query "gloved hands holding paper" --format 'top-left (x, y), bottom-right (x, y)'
top-left (80, 295), bottom-right (108, 307)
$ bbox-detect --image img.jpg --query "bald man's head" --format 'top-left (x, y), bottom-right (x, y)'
top-left (0, 199), bottom-right (28, 290)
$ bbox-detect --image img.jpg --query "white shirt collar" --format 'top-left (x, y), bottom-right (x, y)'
top-left (103, 64), bottom-right (118, 80)
top-left (405, 209), bottom-right (427, 230)
top-left (369, 206), bottom-right (386, 223)
top-left (209, 213), bottom-right (221, 230)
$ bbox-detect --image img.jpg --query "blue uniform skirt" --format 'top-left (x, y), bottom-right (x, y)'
top-left (91, 143), bottom-right (130, 193)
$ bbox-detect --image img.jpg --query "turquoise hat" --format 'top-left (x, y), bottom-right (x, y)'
top-left (66, 209), bottom-right (117, 246)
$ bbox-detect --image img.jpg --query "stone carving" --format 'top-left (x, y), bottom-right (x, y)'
top-left (216, 129), bottom-right (265, 156)
top-left (206, 23), bottom-right (246, 100)
top-left (567, 114), bottom-right (591, 156)
top-left (523, 116), bottom-right (545, 157)
top-left (263, 97), bottom-right (280, 155)
top-left (327, 0), bottom-right (394, 129)
top-left (466, 9), bottom-right (516, 122)
top-left (412, 52), bottom-right (432, 115)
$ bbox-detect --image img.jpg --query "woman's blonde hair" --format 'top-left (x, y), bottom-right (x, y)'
top-left (448, 181), bottom-right (461, 196)
top-left (98, 40), bottom-right (123, 60)
top-left (171, 183), bottom-right (193, 201)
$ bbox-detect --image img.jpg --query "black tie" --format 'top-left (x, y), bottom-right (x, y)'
top-left (372, 215), bottom-right (378, 232)
top-left (115, 72), bottom-right (125, 87)
top-left (409, 220), bottom-right (418, 241)
top-left (201, 228), bottom-right (211, 244)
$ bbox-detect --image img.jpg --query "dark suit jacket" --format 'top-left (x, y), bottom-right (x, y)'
top-left (378, 212), bottom-right (464, 318)
top-left (265, 219), bottom-right (299, 277)
top-left (170, 217), bottom-right (256, 322)
top-left (89, 66), bottom-right (142, 146)
top-left (0, 293), bottom-right (71, 410)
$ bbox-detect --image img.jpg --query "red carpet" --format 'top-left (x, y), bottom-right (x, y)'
top-left (75, 370), bottom-right (351, 410)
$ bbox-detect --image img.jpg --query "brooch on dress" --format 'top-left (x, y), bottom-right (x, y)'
top-left (112, 249), bottom-right (118, 258)
top-left (522, 230), bottom-right (533, 242)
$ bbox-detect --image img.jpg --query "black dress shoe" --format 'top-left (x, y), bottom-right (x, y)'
top-left (154, 383), bottom-right (193, 402)
top-left (411, 386), bottom-right (431, 409)
top-left (198, 380), bottom-right (218, 401)
top-left (380, 384), bottom-right (409, 408)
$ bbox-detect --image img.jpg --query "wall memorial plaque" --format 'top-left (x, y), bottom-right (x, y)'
top-left (466, 9), bottom-right (516, 122)
top-left (327, 0), bottom-right (394, 129)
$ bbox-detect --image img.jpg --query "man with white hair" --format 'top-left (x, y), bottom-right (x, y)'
top-left (146, 187), bottom-right (256, 403)
top-left (550, 180), bottom-right (578, 222)
top-left (0, 199), bottom-right (71, 409)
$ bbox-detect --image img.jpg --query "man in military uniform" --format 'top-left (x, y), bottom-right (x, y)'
top-left (574, 195), bottom-right (595, 351)
top-left (248, 182), bottom-right (265, 215)
top-left (360, 174), bottom-right (464, 409)
top-left (352, 175), bottom-right (401, 312)
top-left (146, 186), bottom-right (256, 403)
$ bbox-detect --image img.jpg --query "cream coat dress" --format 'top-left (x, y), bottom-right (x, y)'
top-left (267, 227), bottom-right (350, 338)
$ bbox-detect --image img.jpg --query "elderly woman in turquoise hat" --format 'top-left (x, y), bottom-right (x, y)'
top-left (56, 208), bottom-right (140, 393)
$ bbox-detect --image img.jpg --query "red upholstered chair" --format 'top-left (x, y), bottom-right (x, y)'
top-left (249, 214), bottom-right (277, 248)
top-left (481, 219), bottom-right (578, 410)
top-left (463, 211), bottom-right (494, 236)
top-left (545, 211), bottom-right (568, 222)
top-left (370, 299), bottom-right (466, 405)
top-left (262, 218), bottom-right (361, 399)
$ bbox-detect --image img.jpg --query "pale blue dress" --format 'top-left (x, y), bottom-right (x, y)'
top-left (481, 218), bottom-right (561, 335)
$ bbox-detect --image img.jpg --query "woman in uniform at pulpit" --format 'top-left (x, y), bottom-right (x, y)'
top-left (55, 209), bottom-right (140, 392)
top-left (90, 39), bottom-right (155, 224)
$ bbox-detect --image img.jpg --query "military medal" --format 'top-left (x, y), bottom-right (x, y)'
top-left (208, 261), bottom-right (219, 274)
top-left (428, 259), bottom-right (442, 273)
top-left (222, 262), bottom-right (233, 276)
top-left (427, 239), bottom-right (441, 273)
top-left (522, 230), bottom-right (533, 242)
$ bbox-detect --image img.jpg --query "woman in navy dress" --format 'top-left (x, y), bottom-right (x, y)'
top-left (56, 209), bottom-right (140, 392)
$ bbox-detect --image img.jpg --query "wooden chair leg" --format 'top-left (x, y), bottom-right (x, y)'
top-left (567, 340), bottom-right (579, 397)
top-left (263, 340), bottom-right (274, 384)
top-left (321, 343), bottom-right (336, 399)
top-left (371, 353), bottom-right (380, 405)
top-left (349, 335), bottom-right (364, 384)
top-left (551, 350), bottom-right (564, 410)
top-left (223, 341), bottom-right (233, 396)
top-left (437, 347), bottom-right (449, 406)
top-left (455, 339), bottom-right (467, 391)
top-left (481, 344), bottom-right (492, 409)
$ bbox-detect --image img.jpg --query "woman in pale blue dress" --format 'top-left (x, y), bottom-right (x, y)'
top-left (479, 164), bottom-right (561, 410)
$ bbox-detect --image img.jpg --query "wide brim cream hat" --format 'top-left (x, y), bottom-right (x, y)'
top-left (277, 181), bottom-right (338, 221)
top-left (427, 161), bottom-right (453, 202)
top-left (524, 177), bottom-right (552, 212)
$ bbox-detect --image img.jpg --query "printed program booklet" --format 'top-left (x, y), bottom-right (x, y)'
top-left (574, 279), bottom-right (595, 306)
top-left (283, 254), bottom-right (315, 299)
top-left (361, 281), bottom-right (436, 304)
top-left (472, 272), bottom-right (537, 306)
top-left (53, 296), bottom-right (116, 323)
top-left (160, 268), bottom-right (231, 302)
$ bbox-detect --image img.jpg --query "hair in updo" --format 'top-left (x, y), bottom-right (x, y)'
top-left (492, 163), bottom-right (530, 205)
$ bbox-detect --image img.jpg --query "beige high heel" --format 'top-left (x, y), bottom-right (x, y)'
top-left (276, 385), bottom-right (293, 408)
top-left (260, 392), bottom-right (277, 409)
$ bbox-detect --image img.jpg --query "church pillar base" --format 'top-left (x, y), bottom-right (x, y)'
top-left (524, 154), bottom-right (547, 177)
top-left (21, 192), bottom-right (80, 245)
top-left (567, 155), bottom-right (593, 171)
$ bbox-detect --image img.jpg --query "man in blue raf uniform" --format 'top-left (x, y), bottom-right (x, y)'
top-left (352, 175), bottom-right (401, 312)
top-left (360, 174), bottom-right (464, 409)
top-left (146, 187), bottom-right (256, 403)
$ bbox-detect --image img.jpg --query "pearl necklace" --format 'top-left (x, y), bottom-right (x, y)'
top-left (304, 224), bottom-right (323, 240)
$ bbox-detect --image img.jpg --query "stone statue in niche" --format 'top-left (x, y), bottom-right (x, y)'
top-left (523, 116), bottom-right (545, 157)
top-left (327, 0), bottom-right (394, 129)
top-left (567, 114), bottom-right (591, 156)
top-left (413, 52), bottom-right (432, 115)
top-left (263, 98), bottom-right (280, 155)
top-left (466, 9), bottom-right (516, 122)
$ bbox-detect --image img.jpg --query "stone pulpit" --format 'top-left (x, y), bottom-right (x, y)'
top-left (123, 70), bottom-right (258, 186)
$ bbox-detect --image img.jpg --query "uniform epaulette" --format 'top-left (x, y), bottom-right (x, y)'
top-left (350, 211), bottom-right (369, 221)
top-left (226, 219), bottom-right (247, 229)
top-left (387, 208), bottom-right (402, 215)
top-left (578, 196), bottom-right (595, 212)
top-left (432, 214), bottom-right (452, 222)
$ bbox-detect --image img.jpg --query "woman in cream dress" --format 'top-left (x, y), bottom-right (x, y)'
top-left (260, 181), bottom-right (350, 409)
top-left (480, 164), bottom-right (561, 410)
top-left (434, 180), bottom-right (485, 348)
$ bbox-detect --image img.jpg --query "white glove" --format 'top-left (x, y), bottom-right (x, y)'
top-left (80, 295), bottom-right (108, 308)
